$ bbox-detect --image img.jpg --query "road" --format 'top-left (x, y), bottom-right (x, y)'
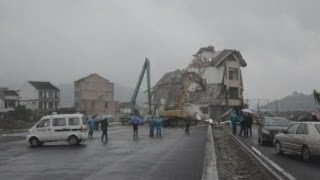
top-left (228, 125), bottom-right (320, 180)
top-left (0, 125), bottom-right (207, 180)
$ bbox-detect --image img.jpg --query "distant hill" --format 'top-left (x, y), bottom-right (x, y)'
top-left (264, 92), bottom-right (318, 112)
top-left (58, 83), bottom-right (147, 108)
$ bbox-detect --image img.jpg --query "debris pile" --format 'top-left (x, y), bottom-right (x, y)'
top-left (153, 46), bottom-right (247, 120)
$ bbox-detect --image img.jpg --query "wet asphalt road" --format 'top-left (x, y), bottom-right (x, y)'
top-left (228, 125), bottom-right (320, 180)
top-left (0, 125), bottom-right (207, 180)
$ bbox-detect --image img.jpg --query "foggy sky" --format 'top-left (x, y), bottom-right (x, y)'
top-left (1, 0), bottom-right (320, 100)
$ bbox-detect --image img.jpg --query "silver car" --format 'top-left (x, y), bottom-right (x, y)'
top-left (274, 122), bottom-right (320, 161)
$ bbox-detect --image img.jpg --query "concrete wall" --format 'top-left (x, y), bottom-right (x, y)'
top-left (75, 74), bottom-right (119, 121)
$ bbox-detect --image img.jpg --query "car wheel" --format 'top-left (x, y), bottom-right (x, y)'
top-left (29, 137), bottom-right (40, 147)
top-left (68, 135), bottom-right (79, 145)
top-left (302, 146), bottom-right (311, 161)
top-left (275, 141), bottom-right (284, 155)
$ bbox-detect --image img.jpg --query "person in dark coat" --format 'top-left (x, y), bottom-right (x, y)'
top-left (133, 123), bottom-right (139, 139)
top-left (185, 116), bottom-right (192, 135)
top-left (149, 116), bottom-right (155, 137)
top-left (239, 113), bottom-right (248, 137)
top-left (101, 119), bottom-right (109, 142)
top-left (131, 116), bottom-right (140, 139)
top-left (246, 114), bottom-right (253, 137)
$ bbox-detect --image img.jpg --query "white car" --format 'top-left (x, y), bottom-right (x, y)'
top-left (274, 122), bottom-right (320, 161)
top-left (26, 113), bottom-right (87, 147)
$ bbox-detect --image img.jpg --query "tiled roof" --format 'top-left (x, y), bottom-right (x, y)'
top-left (0, 89), bottom-right (19, 98)
top-left (29, 81), bottom-right (59, 91)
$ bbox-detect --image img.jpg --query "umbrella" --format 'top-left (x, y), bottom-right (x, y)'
top-left (131, 116), bottom-right (142, 125)
top-left (241, 109), bottom-right (254, 114)
top-left (101, 114), bottom-right (114, 122)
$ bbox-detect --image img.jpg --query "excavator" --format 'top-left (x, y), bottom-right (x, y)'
top-left (120, 58), bottom-right (152, 125)
top-left (159, 76), bottom-right (194, 126)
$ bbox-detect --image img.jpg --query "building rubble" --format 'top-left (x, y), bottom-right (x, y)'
top-left (152, 45), bottom-right (247, 121)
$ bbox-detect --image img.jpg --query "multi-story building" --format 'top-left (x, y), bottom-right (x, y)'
top-left (74, 74), bottom-right (119, 121)
top-left (0, 87), bottom-right (19, 113)
top-left (19, 81), bottom-right (60, 114)
top-left (153, 46), bottom-right (247, 121)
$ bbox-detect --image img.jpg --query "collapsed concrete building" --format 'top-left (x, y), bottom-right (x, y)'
top-left (152, 46), bottom-right (247, 121)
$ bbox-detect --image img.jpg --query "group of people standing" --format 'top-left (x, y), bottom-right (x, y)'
top-left (148, 116), bottom-right (163, 137)
top-left (230, 110), bottom-right (253, 137)
top-left (87, 116), bottom-right (109, 142)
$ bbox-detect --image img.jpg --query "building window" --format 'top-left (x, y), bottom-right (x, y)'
top-left (39, 102), bottom-right (43, 109)
top-left (105, 102), bottom-right (108, 108)
top-left (75, 92), bottom-right (80, 98)
top-left (39, 91), bottom-right (43, 98)
top-left (49, 102), bottom-right (54, 109)
top-left (43, 91), bottom-right (47, 98)
top-left (229, 68), bottom-right (239, 81)
top-left (55, 91), bottom-right (58, 98)
top-left (49, 91), bottom-right (54, 98)
top-left (54, 102), bottom-right (58, 109)
top-left (44, 102), bottom-right (47, 109)
top-left (229, 87), bottom-right (239, 99)
top-left (75, 102), bottom-right (80, 109)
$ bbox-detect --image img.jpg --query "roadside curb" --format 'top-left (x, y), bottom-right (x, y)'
top-left (202, 125), bottom-right (219, 180)
top-left (222, 126), bottom-right (296, 180)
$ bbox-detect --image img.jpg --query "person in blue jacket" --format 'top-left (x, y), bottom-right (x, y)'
top-left (230, 111), bottom-right (239, 135)
top-left (156, 117), bottom-right (163, 137)
top-left (87, 116), bottom-right (95, 139)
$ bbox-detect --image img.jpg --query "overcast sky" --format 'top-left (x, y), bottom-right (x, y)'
top-left (1, 0), bottom-right (319, 100)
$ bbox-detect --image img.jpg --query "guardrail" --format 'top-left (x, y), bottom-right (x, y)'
top-left (222, 126), bottom-right (296, 180)
top-left (202, 125), bottom-right (219, 180)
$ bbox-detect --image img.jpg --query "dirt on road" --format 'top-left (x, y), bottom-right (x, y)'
top-left (213, 126), bottom-right (273, 180)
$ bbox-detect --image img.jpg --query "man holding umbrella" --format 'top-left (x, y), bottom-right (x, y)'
top-left (131, 116), bottom-right (141, 139)
top-left (101, 117), bottom-right (109, 142)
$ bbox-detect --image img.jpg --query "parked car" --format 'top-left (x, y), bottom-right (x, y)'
top-left (274, 122), bottom-right (320, 161)
top-left (258, 117), bottom-right (291, 145)
top-left (26, 113), bottom-right (87, 147)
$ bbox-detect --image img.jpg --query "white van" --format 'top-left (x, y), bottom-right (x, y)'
top-left (26, 113), bottom-right (87, 147)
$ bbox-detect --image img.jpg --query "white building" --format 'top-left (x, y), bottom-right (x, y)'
top-left (19, 81), bottom-right (60, 114)
top-left (0, 88), bottom-right (19, 113)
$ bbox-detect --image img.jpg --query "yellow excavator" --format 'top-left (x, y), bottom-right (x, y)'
top-left (159, 77), bottom-right (193, 126)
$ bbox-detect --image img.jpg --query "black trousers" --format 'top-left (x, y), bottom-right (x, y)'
top-left (101, 129), bottom-right (108, 141)
top-left (239, 126), bottom-right (247, 136)
top-left (133, 127), bottom-right (139, 139)
top-left (232, 126), bottom-right (237, 134)
top-left (185, 124), bottom-right (190, 135)
top-left (88, 130), bottom-right (93, 138)
top-left (246, 125), bottom-right (252, 136)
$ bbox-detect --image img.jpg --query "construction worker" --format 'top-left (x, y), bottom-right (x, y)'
top-left (156, 117), bottom-right (163, 137)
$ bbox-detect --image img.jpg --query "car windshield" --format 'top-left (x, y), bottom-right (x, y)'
top-left (315, 124), bottom-right (320, 134)
top-left (264, 118), bottom-right (290, 127)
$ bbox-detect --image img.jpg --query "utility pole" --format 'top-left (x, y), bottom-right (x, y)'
top-left (275, 99), bottom-right (279, 115)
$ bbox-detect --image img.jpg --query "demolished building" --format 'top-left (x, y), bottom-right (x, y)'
top-left (152, 46), bottom-right (247, 121)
